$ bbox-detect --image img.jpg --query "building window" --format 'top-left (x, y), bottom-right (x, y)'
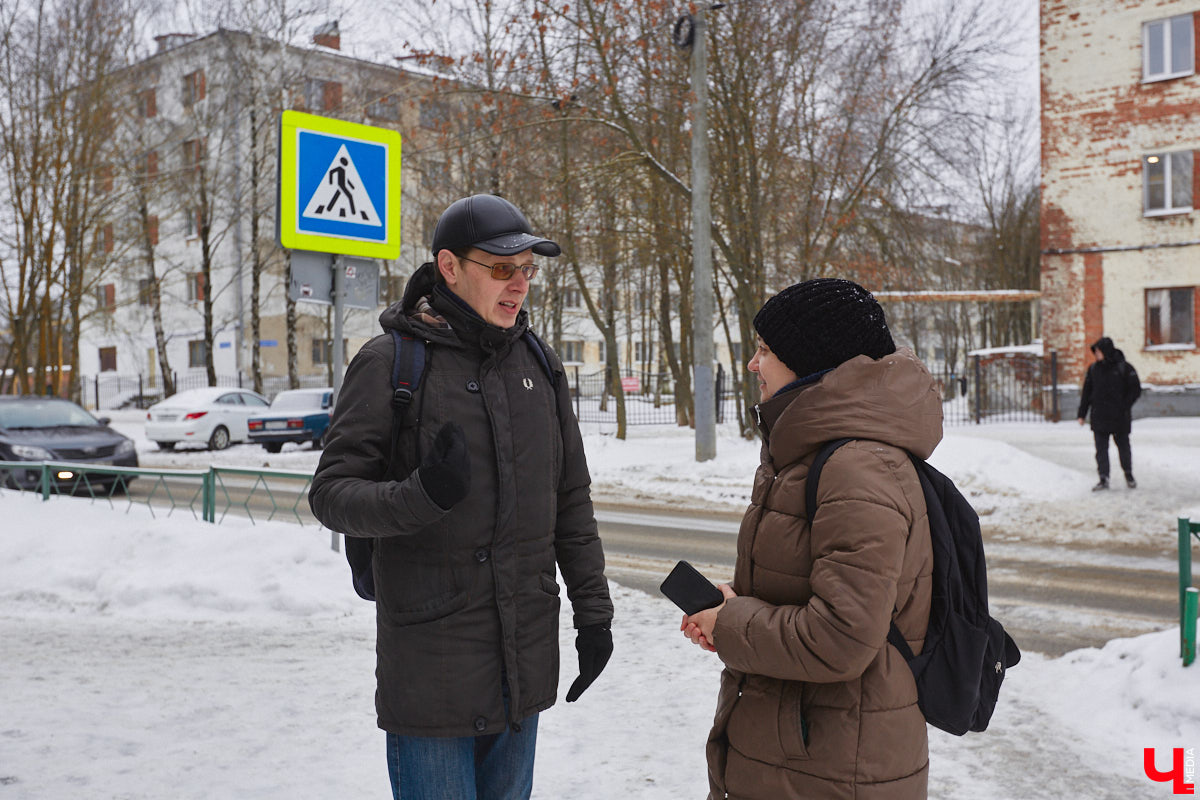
top-left (145, 214), bottom-right (159, 246)
top-left (303, 78), bottom-right (342, 112)
top-left (181, 68), bottom-right (205, 106)
top-left (1143, 151), bottom-right (1193, 215)
top-left (187, 272), bottom-right (206, 302)
top-left (561, 340), bottom-right (584, 363)
top-left (97, 283), bottom-right (115, 311)
top-left (1146, 287), bottom-right (1196, 347)
top-left (367, 93), bottom-right (400, 121)
top-left (598, 339), bottom-right (607, 364)
top-left (311, 338), bottom-right (347, 364)
top-left (419, 98), bottom-right (451, 130)
top-left (635, 341), bottom-right (654, 364)
top-left (138, 278), bottom-right (153, 306)
top-left (137, 87), bottom-right (157, 118)
top-left (564, 286), bottom-right (583, 309)
top-left (182, 138), bottom-right (205, 176)
top-left (1143, 14), bottom-right (1194, 82)
top-left (188, 340), bottom-right (207, 368)
top-left (98, 347), bottom-right (117, 372)
top-left (185, 206), bottom-right (203, 238)
top-left (141, 150), bottom-right (158, 183)
top-left (101, 224), bottom-right (114, 254)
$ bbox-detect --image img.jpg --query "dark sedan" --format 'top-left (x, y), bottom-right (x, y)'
top-left (247, 388), bottom-right (334, 453)
top-left (0, 395), bottom-right (139, 492)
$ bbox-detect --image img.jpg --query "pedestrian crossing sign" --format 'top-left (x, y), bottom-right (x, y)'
top-left (278, 110), bottom-right (401, 259)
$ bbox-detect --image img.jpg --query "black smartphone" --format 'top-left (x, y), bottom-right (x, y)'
top-left (659, 560), bottom-right (724, 615)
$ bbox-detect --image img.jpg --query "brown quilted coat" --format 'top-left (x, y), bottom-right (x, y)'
top-left (707, 348), bottom-right (942, 800)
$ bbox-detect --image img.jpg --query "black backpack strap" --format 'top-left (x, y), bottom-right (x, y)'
top-left (803, 438), bottom-right (854, 525)
top-left (806, 438), bottom-right (914, 658)
top-left (349, 331), bottom-right (428, 603)
top-left (522, 329), bottom-right (557, 386)
top-left (390, 330), bottom-right (426, 410)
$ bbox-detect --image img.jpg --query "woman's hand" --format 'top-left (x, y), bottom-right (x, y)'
top-left (680, 584), bottom-right (737, 653)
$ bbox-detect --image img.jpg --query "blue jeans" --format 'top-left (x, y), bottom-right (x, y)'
top-left (386, 714), bottom-right (539, 800)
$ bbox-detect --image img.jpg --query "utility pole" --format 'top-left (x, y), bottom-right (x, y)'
top-left (675, 9), bottom-right (717, 462)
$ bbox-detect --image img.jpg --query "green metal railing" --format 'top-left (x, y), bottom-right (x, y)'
top-left (0, 460), bottom-right (316, 526)
top-left (1180, 517), bottom-right (1200, 667)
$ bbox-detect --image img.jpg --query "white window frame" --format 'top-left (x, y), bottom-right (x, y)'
top-left (561, 340), bottom-right (584, 364)
top-left (1143, 150), bottom-right (1193, 216)
top-left (1143, 14), bottom-right (1194, 83)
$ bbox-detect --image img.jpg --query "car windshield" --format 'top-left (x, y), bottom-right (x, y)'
top-left (270, 393), bottom-right (327, 411)
top-left (0, 399), bottom-right (100, 428)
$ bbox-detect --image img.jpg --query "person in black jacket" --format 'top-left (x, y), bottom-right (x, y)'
top-left (1077, 336), bottom-right (1142, 491)
top-left (309, 195), bottom-right (613, 800)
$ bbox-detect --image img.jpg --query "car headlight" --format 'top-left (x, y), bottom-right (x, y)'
top-left (114, 439), bottom-right (136, 457)
top-left (11, 444), bottom-right (53, 460)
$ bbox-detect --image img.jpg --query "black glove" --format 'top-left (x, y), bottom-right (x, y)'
top-left (418, 422), bottom-right (471, 510)
top-left (565, 624), bottom-right (613, 702)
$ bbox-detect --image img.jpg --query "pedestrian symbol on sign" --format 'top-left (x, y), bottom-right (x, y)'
top-left (302, 144), bottom-right (381, 227)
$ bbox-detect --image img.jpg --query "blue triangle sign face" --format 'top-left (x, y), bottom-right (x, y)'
top-left (302, 144), bottom-right (381, 226)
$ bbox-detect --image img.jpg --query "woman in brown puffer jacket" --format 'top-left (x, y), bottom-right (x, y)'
top-left (684, 279), bottom-right (942, 800)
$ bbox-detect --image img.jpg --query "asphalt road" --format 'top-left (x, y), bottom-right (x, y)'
top-left (594, 505), bottom-right (1180, 658)
top-left (113, 477), bottom-right (1181, 657)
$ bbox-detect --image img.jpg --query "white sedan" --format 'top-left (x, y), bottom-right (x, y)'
top-left (144, 387), bottom-right (270, 450)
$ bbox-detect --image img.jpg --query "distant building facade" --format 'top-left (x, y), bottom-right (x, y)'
top-left (1041, 1), bottom-right (1200, 387)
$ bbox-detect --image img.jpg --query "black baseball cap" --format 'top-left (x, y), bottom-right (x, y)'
top-left (430, 194), bottom-right (561, 257)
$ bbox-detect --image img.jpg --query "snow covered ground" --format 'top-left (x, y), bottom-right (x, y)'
top-left (2, 414), bottom-right (1199, 797)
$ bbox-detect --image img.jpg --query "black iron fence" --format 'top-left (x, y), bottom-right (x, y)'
top-left (83, 351), bottom-right (1060, 425)
top-left (935, 351), bottom-right (1059, 425)
top-left (82, 372), bottom-right (332, 410)
top-left (566, 365), bottom-right (742, 426)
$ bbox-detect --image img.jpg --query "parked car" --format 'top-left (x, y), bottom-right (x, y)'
top-left (0, 395), bottom-right (138, 492)
top-left (144, 387), bottom-right (269, 450)
top-left (247, 388), bottom-right (334, 453)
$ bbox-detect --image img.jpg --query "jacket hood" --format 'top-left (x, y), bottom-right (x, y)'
top-left (758, 346), bottom-right (943, 464)
top-left (378, 262), bottom-right (529, 348)
top-left (1090, 336), bottom-right (1125, 364)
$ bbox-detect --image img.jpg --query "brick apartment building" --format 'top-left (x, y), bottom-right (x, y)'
top-left (1041, 1), bottom-right (1200, 389)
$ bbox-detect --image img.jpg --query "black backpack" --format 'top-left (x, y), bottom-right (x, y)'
top-left (344, 328), bottom-right (557, 601)
top-left (805, 438), bottom-right (1021, 736)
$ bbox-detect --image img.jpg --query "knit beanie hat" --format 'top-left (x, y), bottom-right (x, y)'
top-left (753, 278), bottom-right (896, 380)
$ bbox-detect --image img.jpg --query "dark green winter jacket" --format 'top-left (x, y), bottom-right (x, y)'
top-left (309, 263), bottom-right (612, 736)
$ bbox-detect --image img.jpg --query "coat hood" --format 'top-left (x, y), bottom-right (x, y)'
top-left (1091, 336), bottom-right (1125, 363)
top-left (758, 346), bottom-right (943, 465)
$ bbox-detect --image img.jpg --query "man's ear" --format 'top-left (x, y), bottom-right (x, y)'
top-left (436, 250), bottom-right (459, 286)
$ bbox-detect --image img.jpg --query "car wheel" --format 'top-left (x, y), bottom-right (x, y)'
top-left (264, 442), bottom-right (283, 454)
top-left (312, 432), bottom-right (326, 450)
top-left (208, 426), bottom-right (231, 451)
top-left (155, 441), bottom-right (176, 451)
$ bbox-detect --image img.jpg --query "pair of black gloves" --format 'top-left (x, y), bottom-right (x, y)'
top-left (417, 422), bottom-right (614, 703)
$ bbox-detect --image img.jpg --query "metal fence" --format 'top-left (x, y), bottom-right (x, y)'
top-left (935, 351), bottom-right (1059, 425)
top-left (82, 372), bottom-right (332, 410)
top-left (566, 366), bottom-right (742, 426)
top-left (83, 351), bottom-right (1060, 425)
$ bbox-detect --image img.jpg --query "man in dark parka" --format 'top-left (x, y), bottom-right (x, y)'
top-left (309, 195), bottom-right (613, 800)
top-left (1077, 336), bottom-right (1142, 490)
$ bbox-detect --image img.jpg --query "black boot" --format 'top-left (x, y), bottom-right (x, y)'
top-left (1125, 474), bottom-right (1137, 489)
top-left (1092, 477), bottom-right (1109, 491)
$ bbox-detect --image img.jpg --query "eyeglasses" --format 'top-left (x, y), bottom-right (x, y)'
top-left (458, 255), bottom-right (540, 281)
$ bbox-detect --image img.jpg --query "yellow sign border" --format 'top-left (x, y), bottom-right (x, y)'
top-left (278, 110), bottom-right (401, 260)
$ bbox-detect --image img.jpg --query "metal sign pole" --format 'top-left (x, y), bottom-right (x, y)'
top-left (332, 256), bottom-right (346, 403)
top-left (690, 10), bottom-right (716, 462)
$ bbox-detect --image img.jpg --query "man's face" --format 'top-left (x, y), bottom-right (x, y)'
top-left (439, 247), bottom-right (534, 328)
top-left (748, 336), bottom-right (798, 402)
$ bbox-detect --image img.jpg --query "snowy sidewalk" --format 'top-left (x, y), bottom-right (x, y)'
top-left (2, 494), bottom-right (1198, 798)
